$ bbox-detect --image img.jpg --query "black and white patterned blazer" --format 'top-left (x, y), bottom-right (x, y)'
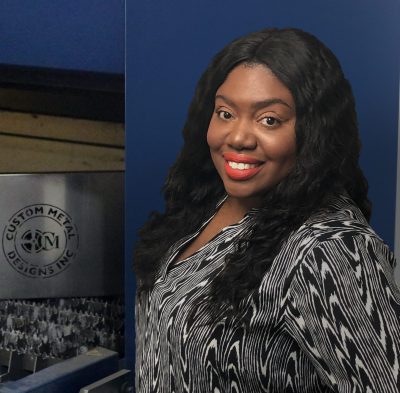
top-left (135, 195), bottom-right (400, 393)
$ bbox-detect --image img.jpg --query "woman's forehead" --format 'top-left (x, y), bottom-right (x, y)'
top-left (215, 64), bottom-right (295, 111)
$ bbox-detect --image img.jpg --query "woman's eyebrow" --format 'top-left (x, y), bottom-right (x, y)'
top-left (215, 94), bottom-right (293, 111)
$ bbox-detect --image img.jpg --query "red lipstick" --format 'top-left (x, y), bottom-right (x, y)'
top-left (222, 152), bottom-right (263, 181)
top-left (223, 152), bottom-right (262, 164)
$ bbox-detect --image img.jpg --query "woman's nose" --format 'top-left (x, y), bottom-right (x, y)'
top-left (227, 120), bottom-right (257, 150)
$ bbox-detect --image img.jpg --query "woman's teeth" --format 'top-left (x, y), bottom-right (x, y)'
top-left (228, 161), bottom-right (258, 170)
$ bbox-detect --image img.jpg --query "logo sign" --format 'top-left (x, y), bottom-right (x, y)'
top-left (2, 204), bottom-right (79, 278)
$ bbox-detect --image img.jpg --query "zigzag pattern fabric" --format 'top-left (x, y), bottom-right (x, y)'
top-left (135, 195), bottom-right (400, 393)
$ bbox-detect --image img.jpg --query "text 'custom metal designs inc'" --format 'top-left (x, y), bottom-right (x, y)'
top-left (2, 204), bottom-right (79, 278)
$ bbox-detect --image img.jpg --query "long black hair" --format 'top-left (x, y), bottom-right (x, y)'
top-left (134, 28), bottom-right (370, 309)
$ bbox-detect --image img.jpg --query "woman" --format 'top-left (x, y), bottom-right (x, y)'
top-left (134, 28), bottom-right (400, 392)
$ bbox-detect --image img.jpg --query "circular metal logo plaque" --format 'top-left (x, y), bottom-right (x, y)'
top-left (2, 204), bottom-right (79, 278)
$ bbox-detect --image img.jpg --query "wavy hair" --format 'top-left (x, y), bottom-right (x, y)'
top-left (134, 28), bottom-right (370, 310)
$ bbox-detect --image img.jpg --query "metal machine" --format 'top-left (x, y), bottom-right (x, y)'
top-left (0, 172), bottom-right (127, 390)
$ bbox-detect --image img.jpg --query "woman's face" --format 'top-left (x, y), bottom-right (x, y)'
top-left (207, 63), bottom-right (296, 205)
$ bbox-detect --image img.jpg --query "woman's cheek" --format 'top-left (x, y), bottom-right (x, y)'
top-left (207, 121), bottom-right (227, 151)
top-left (206, 125), bottom-right (219, 150)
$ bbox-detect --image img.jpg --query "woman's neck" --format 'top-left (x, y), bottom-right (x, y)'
top-left (219, 195), bottom-right (261, 222)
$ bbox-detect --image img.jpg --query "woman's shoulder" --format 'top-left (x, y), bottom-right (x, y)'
top-left (302, 194), bottom-right (378, 243)
top-left (281, 194), bottom-right (379, 260)
top-left (281, 194), bottom-right (395, 275)
top-left (286, 194), bottom-right (397, 281)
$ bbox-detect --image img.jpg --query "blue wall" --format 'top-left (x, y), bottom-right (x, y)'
top-left (126, 0), bottom-right (400, 370)
top-left (0, 0), bottom-right (124, 73)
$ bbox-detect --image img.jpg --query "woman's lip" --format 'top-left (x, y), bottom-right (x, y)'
top-left (224, 161), bottom-right (263, 180)
top-left (222, 152), bottom-right (263, 164)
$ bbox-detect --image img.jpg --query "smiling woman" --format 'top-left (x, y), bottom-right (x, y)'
top-left (208, 64), bottom-right (296, 203)
top-left (133, 28), bottom-right (400, 393)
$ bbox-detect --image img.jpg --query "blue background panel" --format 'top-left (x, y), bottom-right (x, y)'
top-left (126, 0), bottom-right (400, 370)
top-left (0, 0), bottom-right (125, 73)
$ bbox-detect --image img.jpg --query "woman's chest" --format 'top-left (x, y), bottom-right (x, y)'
top-left (139, 264), bottom-right (287, 364)
top-left (137, 281), bottom-right (324, 393)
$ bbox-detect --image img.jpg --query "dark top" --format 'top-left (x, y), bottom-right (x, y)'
top-left (135, 195), bottom-right (400, 392)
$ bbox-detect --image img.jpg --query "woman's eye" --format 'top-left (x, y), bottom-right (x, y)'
top-left (217, 110), bottom-right (233, 120)
top-left (261, 116), bottom-right (280, 127)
